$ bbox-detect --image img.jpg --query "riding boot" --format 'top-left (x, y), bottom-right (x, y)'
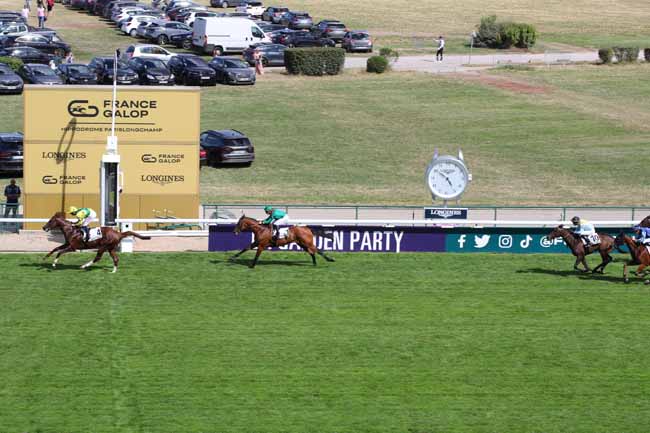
top-left (83, 226), bottom-right (90, 243)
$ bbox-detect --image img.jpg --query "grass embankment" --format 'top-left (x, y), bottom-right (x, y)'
top-left (1, 252), bottom-right (649, 432)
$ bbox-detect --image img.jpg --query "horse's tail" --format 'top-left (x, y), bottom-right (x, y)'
top-left (309, 227), bottom-right (334, 240)
top-left (120, 231), bottom-right (151, 240)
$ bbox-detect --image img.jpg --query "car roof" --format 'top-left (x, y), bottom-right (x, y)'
top-left (204, 129), bottom-right (246, 138)
top-left (0, 132), bottom-right (24, 141)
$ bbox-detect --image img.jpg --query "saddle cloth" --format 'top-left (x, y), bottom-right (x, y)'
top-left (582, 233), bottom-right (600, 246)
top-left (278, 227), bottom-right (290, 239)
top-left (87, 227), bottom-right (103, 242)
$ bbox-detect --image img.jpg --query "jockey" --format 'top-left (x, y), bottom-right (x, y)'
top-left (69, 206), bottom-right (97, 242)
top-left (633, 225), bottom-right (650, 246)
top-left (261, 205), bottom-right (289, 243)
top-left (571, 216), bottom-right (596, 247)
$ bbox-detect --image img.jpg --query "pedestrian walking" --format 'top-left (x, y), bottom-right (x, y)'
top-left (46, 0), bottom-right (54, 16)
top-left (21, 4), bottom-right (30, 21)
top-left (37, 2), bottom-right (46, 28)
top-left (3, 179), bottom-right (21, 218)
top-left (435, 35), bottom-right (445, 62)
top-left (65, 51), bottom-right (75, 63)
top-left (253, 47), bottom-right (264, 75)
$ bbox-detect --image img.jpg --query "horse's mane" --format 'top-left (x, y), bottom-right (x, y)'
top-left (54, 211), bottom-right (66, 219)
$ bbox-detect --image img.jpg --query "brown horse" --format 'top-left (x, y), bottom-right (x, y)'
top-left (230, 215), bottom-right (335, 268)
top-left (640, 215), bottom-right (650, 228)
top-left (546, 226), bottom-right (616, 273)
top-left (615, 233), bottom-right (650, 284)
top-left (42, 212), bottom-right (150, 272)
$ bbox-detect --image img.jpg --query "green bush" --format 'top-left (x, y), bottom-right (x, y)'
top-left (366, 56), bottom-right (389, 73)
top-left (644, 48), bottom-right (650, 62)
top-left (0, 56), bottom-right (23, 72)
top-left (379, 47), bottom-right (399, 62)
top-left (475, 16), bottom-right (537, 49)
top-left (613, 46), bottom-right (639, 63)
top-left (598, 48), bottom-right (614, 64)
top-left (284, 47), bottom-right (345, 76)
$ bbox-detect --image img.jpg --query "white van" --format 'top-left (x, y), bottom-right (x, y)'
top-left (192, 17), bottom-right (270, 56)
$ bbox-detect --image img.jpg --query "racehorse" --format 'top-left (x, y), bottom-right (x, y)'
top-left (640, 215), bottom-right (650, 228)
top-left (230, 215), bottom-right (336, 268)
top-left (42, 212), bottom-right (151, 273)
top-left (546, 225), bottom-right (616, 273)
top-left (615, 233), bottom-right (650, 284)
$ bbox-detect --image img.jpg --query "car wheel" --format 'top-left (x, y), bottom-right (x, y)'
top-left (129, 29), bottom-right (136, 37)
top-left (208, 153), bottom-right (218, 167)
top-left (221, 1), bottom-right (227, 7)
top-left (182, 39), bottom-right (192, 50)
top-left (243, 161), bottom-right (252, 167)
top-left (157, 35), bottom-right (168, 45)
top-left (212, 46), bottom-right (223, 56)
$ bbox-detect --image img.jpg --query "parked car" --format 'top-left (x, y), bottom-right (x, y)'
top-left (257, 22), bottom-right (284, 33)
top-left (17, 63), bottom-right (64, 85)
top-left (261, 6), bottom-right (287, 23)
top-left (341, 30), bottom-right (372, 53)
top-left (135, 20), bottom-right (157, 38)
top-left (200, 129), bottom-right (254, 166)
top-left (167, 53), bottom-right (216, 85)
top-left (311, 20), bottom-right (348, 42)
top-left (236, 1), bottom-right (264, 17)
top-left (208, 56), bottom-right (255, 85)
top-left (1, 33), bottom-right (70, 57)
top-left (70, 0), bottom-right (88, 9)
top-left (0, 47), bottom-right (55, 64)
top-left (0, 132), bottom-right (23, 174)
top-left (0, 63), bottom-right (23, 94)
top-left (144, 20), bottom-right (191, 45)
top-left (167, 4), bottom-right (205, 21)
top-left (281, 32), bottom-right (335, 48)
top-left (183, 11), bottom-right (218, 27)
top-left (243, 42), bottom-right (285, 66)
top-left (199, 147), bottom-right (207, 167)
top-left (88, 56), bottom-right (140, 84)
top-left (168, 30), bottom-right (193, 49)
top-left (123, 43), bottom-right (176, 61)
top-left (121, 15), bottom-right (160, 36)
top-left (267, 28), bottom-right (298, 44)
top-left (127, 57), bottom-right (174, 85)
top-left (57, 64), bottom-right (99, 84)
top-left (209, 0), bottom-right (250, 8)
top-left (279, 11), bottom-right (312, 29)
top-left (0, 23), bottom-right (29, 37)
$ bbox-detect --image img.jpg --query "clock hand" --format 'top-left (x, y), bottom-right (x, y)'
top-left (443, 175), bottom-right (453, 186)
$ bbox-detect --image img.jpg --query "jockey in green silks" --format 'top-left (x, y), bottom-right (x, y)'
top-left (69, 206), bottom-right (97, 242)
top-left (261, 205), bottom-right (290, 243)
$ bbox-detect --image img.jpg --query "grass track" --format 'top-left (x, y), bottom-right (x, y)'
top-left (2, 252), bottom-right (650, 432)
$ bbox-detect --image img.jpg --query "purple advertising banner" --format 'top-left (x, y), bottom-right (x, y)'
top-left (208, 225), bottom-right (446, 253)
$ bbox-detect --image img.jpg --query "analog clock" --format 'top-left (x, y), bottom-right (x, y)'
top-left (425, 154), bottom-right (470, 200)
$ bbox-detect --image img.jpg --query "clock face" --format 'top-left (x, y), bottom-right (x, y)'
top-left (426, 157), bottom-right (468, 200)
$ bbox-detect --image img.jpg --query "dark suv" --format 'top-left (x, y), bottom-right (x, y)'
top-left (209, 0), bottom-right (247, 8)
top-left (0, 132), bottom-right (23, 174)
top-left (200, 129), bottom-right (254, 166)
top-left (311, 20), bottom-right (348, 42)
top-left (279, 11), bottom-right (313, 29)
top-left (167, 54), bottom-right (216, 86)
top-left (281, 32), bottom-right (335, 48)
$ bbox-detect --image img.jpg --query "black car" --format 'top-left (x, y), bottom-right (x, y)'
top-left (127, 57), bottom-right (174, 85)
top-left (88, 56), bottom-right (140, 85)
top-left (1, 33), bottom-right (71, 57)
top-left (169, 31), bottom-right (193, 49)
top-left (167, 54), bottom-right (216, 86)
top-left (17, 63), bottom-right (63, 85)
top-left (0, 63), bottom-right (23, 94)
top-left (0, 132), bottom-right (23, 174)
top-left (281, 32), bottom-right (336, 48)
top-left (279, 11), bottom-right (313, 29)
top-left (200, 129), bottom-right (254, 166)
top-left (0, 47), bottom-right (54, 64)
top-left (208, 57), bottom-right (255, 85)
top-left (57, 64), bottom-right (99, 84)
top-left (243, 43), bottom-right (286, 66)
top-left (269, 28), bottom-right (301, 44)
top-left (257, 22), bottom-right (285, 33)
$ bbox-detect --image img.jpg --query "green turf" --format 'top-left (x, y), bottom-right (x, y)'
top-left (1, 252), bottom-right (650, 432)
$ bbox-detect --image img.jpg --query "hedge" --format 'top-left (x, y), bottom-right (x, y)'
top-left (0, 56), bottom-right (24, 72)
top-left (366, 56), bottom-right (389, 73)
top-left (612, 46), bottom-right (639, 63)
top-left (474, 15), bottom-right (537, 49)
top-left (598, 48), bottom-right (614, 64)
top-left (284, 47), bottom-right (345, 76)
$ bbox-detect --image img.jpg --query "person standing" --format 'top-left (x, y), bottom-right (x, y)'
top-left (3, 179), bottom-right (21, 218)
top-left (253, 47), bottom-right (264, 75)
top-left (21, 4), bottom-right (30, 22)
top-left (46, 0), bottom-right (54, 16)
top-left (435, 35), bottom-right (445, 62)
top-left (37, 2), bottom-right (46, 28)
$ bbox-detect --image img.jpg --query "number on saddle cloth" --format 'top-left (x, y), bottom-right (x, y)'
top-left (587, 233), bottom-right (601, 245)
top-left (277, 227), bottom-right (290, 239)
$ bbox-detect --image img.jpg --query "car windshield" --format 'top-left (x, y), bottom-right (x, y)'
top-left (33, 66), bottom-right (57, 76)
top-left (68, 65), bottom-right (91, 74)
top-left (143, 59), bottom-right (166, 68)
top-left (185, 57), bottom-right (207, 67)
top-left (329, 23), bottom-right (345, 29)
top-left (224, 59), bottom-right (248, 68)
top-left (352, 33), bottom-right (369, 40)
top-left (224, 137), bottom-right (251, 147)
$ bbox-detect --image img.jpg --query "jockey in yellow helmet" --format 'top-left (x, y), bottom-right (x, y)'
top-left (69, 206), bottom-right (97, 242)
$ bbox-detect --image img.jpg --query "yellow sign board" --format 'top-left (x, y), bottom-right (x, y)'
top-left (23, 85), bottom-right (200, 227)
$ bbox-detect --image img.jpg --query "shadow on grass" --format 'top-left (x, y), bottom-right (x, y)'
top-left (19, 262), bottom-right (104, 272)
top-left (211, 257), bottom-right (313, 267)
top-left (517, 267), bottom-right (626, 283)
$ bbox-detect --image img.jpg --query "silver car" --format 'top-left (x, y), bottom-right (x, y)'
top-left (144, 20), bottom-right (191, 45)
top-left (342, 31), bottom-right (373, 53)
